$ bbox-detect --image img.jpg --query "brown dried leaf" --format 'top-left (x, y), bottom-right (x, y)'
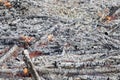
top-left (29, 51), bottom-right (43, 58)
top-left (20, 35), bottom-right (35, 43)
top-left (4, 1), bottom-right (12, 8)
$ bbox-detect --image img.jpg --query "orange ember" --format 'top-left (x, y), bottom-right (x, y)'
top-left (106, 16), bottom-right (112, 21)
top-left (106, 15), bottom-right (116, 21)
top-left (23, 68), bottom-right (29, 75)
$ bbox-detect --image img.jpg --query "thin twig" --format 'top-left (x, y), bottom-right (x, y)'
top-left (22, 50), bottom-right (41, 80)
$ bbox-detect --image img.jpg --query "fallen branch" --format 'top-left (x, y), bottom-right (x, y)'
top-left (22, 50), bottom-right (41, 80)
top-left (0, 68), bottom-right (19, 76)
top-left (35, 66), bottom-right (120, 76)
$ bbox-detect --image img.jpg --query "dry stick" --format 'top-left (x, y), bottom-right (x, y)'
top-left (94, 33), bottom-right (120, 49)
top-left (109, 23), bottom-right (120, 34)
top-left (0, 64), bottom-right (119, 76)
top-left (35, 66), bottom-right (120, 76)
top-left (0, 45), bottom-right (19, 63)
top-left (0, 69), bottom-right (19, 75)
top-left (23, 50), bottom-right (41, 80)
top-left (35, 58), bottom-right (118, 70)
top-left (0, 69), bottom-right (115, 80)
top-left (76, 75), bottom-right (117, 80)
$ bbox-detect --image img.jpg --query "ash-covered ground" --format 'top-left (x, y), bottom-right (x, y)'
top-left (0, 0), bottom-right (120, 80)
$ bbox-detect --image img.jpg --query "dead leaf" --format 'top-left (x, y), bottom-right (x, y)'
top-left (4, 1), bottom-right (12, 8)
top-left (20, 35), bottom-right (35, 43)
top-left (29, 51), bottom-right (43, 58)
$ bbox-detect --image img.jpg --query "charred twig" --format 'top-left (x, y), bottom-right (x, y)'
top-left (94, 33), bottom-right (120, 49)
top-left (22, 15), bottom-right (49, 20)
top-left (0, 45), bottom-right (19, 63)
top-left (35, 66), bottom-right (120, 76)
top-left (0, 38), bottom-right (19, 45)
top-left (108, 6), bottom-right (120, 16)
top-left (0, 37), bottom-right (35, 48)
top-left (22, 50), bottom-right (41, 80)
top-left (109, 23), bottom-right (120, 34)
top-left (0, 68), bottom-right (19, 75)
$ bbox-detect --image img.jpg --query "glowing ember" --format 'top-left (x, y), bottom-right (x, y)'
top-left (106, 16), bottom-right (112, 21)
top-left (105, 15), bottom-right (116, 22)
top-left (23, 68), bottom-right (29, 75)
